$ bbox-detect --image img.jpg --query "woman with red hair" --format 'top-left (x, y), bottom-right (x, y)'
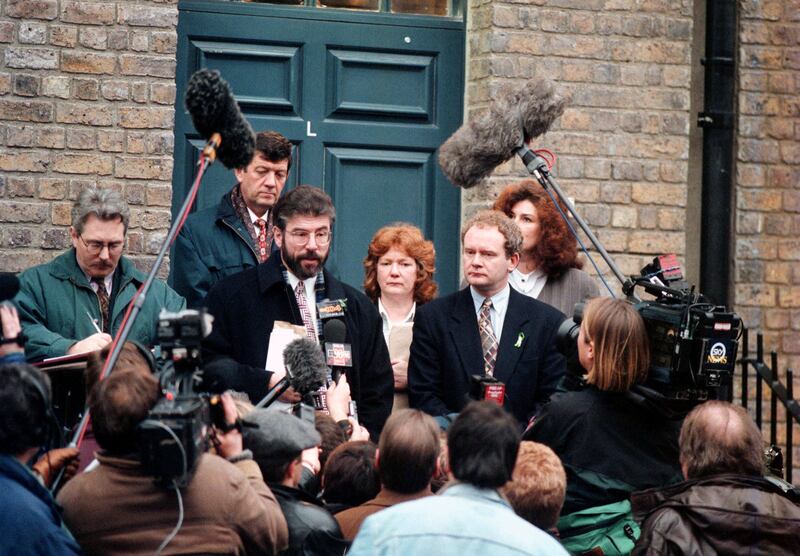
top-left (363, 224), bottom-right (437, 411)
top-left (494, 180), bottom-right (599, 316)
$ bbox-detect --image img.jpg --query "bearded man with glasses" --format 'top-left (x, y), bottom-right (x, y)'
top-left (15, 187), bottom-right (185, 361)
top-left (203, 185), bottom-right (394, 440)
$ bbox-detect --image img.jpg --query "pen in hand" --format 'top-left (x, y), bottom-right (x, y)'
top-left (85, 310), bottom-right (102, 334)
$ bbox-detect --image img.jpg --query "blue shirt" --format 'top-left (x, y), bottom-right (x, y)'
top-left (470, 284), bottom-right (510, 340)
top-left (349, 482), bottom-right (568, 556)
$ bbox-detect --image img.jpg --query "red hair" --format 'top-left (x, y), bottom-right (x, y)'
top-left (363, 223), bottom-right (437, 305)
top-left (493, 180), bottom-right (583, 279)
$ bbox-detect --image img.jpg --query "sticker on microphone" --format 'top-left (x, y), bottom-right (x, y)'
top-left (325, 342), bottom-right (353, 367)
top-left (318, 299), bottom-right (347, 319)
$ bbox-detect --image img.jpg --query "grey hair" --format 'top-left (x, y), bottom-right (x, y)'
top-left (72, 187), bottom-right (130, 235)
top-left (462, 209), bottom-right (522, 259)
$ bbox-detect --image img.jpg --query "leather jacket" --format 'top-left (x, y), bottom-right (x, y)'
top-left (631, 473), bottom-right (800, 555)
top-left (269, 483), bottom-right (349, 556)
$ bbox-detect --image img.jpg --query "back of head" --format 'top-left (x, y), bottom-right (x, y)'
top-left (377, 409), bottom-right (440, 494)
top-left (72, 186), bottom-right (130, 234)
top-left (584, 297), bottom-right (650, 392)
top-left (244, 409), bottom-right (321, 483)
top-left (90, 369), bottom-right (159, 456)
top-left (314, 412), bottom-right (346, 473)
top-left (0, 364), bottom-right (52, 456)
top-left (679, 400), bottom-right (764, 479)
top-left (503, 441), bottom-right (566, 530)
top-left (448, 401), bottom-right (520, 489)
top-left (85, 341), bottom-right (154, 398)
top-left (272, 185), bottom-right (335, 230)
top-left (323, 440), bottom-right (379, 507)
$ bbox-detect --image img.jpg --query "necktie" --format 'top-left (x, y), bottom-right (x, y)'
top-left (294, 281), bottom-right (317, 341)
top-left (256, 219), bottom-right (268, 263)
top-left (479, 298), bottom-right (498, 376)
top-left (92, 277), bottom-right (110, 333)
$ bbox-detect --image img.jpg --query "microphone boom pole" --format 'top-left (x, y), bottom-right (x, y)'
top-left (515, 144), bottom-right (631, 292)
top-left (52, 133), bottom-right (222, 493)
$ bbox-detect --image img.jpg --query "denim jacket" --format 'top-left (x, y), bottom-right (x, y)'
top-left (349, 482), bottom-right (568, 556)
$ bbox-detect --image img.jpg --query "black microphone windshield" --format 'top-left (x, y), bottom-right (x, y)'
top-left (438, 78), bottom-right (567, 189)
top-left (0, 272), bottom-right (20, 302)
top-left (283, 338), bottom-right (327, 397)
top-left (184, 68), bottom-right (255, 170)
top-left (323, 319), bottom-right (347, 344)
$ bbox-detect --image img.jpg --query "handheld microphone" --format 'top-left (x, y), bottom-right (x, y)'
top-left (255, 338), bottom-right (327, 409)
top-left (323, 319), bottom-right (357, 420)
top-left (184, 68), bottom-right (255, 170)
top-left (323, 319), bottom-right (352, 383)
top-left (438, 78), bottom-right (567, 189)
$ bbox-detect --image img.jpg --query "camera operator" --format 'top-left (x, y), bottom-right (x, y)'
top-left (57, 367), bottom-right (288, 555)
top-left (524, 297), bottom-right (683, 552)
top-left (0, 363), bottom-right (82, 555)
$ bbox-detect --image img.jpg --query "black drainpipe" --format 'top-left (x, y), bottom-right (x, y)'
top-left (698, 0), bottom-right (737, 306)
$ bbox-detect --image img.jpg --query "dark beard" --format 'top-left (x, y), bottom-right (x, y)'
top-left (282, 248), bottom-right (327, 280)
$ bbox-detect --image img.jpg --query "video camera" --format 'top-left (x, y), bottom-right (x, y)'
top-left (137, 309), bottom-right (223, 488)
top-left (558, 254), bottom-right (741, 412)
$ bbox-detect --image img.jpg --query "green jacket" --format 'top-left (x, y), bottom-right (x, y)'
top-left (15, 249), bottom-right (186, 362)
top-left (172, 190), bottom-right (270, 308)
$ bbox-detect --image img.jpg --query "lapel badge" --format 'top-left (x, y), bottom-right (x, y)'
top-left (514, 332), bottom-right (525, 348)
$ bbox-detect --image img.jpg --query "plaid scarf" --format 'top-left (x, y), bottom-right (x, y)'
top-left (281, 264), bottom-right (326, 342)
top-left (230, 184), bottom-right (273, 255)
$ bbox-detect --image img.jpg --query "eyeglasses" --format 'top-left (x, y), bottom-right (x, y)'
top-left (286, 229), bottom-right (331, 246)
top-left (79, 235), bottom-right (124, 255)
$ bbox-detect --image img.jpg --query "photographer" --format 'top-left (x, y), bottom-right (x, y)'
top-left (525, 298), bottom-right (683, 550)
top-left (0, 363), bottom-right (82, 555)
top-left (57, 367), bottom-right (288, 555)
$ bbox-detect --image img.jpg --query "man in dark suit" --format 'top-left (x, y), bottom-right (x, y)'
top-left (408, 210), bottom-right (565, 427)
top-left (202, 186), bottom-right (393, 439)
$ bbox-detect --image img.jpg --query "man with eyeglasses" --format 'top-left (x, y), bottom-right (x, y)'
top-left (173, 130), bottom-right (293, 308)
top-left (15, 187), bottom-right (185, 361)
top-left (203, 185), bottom-right (394, 440)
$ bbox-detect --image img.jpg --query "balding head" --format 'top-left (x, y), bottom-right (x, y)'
top-left (679, 401), bottom-right (763, 479)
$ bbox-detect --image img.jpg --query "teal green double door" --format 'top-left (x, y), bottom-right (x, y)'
top-left (172, 1), bottom-right (465, 293)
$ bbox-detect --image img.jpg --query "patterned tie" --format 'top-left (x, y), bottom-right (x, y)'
top-left (92, 277), bottom-right (110, 333)
top-left (479, 298), bottom-right (498, 376)
top-left (256, 219), bottom-right (268, 263)
top-left (294, 281), bottom-right (317, 341)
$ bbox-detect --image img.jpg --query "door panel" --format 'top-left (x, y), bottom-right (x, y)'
top-left (173, 2), bottom-right (464, 292)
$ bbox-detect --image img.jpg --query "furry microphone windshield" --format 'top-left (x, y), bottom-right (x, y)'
top-left (184, 68), bottom-right (255, 170)
top-left (438, 78), bottom-right (567, 189)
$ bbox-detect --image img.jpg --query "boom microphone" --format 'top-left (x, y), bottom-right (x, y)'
top-left (184, 68), bottom-right (255, 170)
top-left (438, 78), bottom-right (567, 188)
top-left (282, 337), bottom-right (328, 398)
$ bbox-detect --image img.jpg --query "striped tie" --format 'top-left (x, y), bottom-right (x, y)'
top-left (479, 298), bottom-right (497, 376)
top-left (92, 277), bottom-right (110, 333)
top-left (294, 281), bottom-right (317, 342)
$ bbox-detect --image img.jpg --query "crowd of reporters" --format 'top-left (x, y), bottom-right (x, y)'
top-left (1, 142), bottom-right (800, 553)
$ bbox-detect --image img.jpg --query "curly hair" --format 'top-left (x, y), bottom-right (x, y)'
top-left (493, 180), bottom-right (582, 279)
top-left (363, 223), bottom-right (437, 305)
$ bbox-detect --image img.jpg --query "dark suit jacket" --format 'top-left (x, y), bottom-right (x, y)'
top-left (407, 286), bottom-right (566, 425)
top-left (202, 255), bottom-right (394, 439)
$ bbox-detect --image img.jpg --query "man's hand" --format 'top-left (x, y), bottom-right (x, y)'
top-left (347, 418), bottom-right (370, 442)
top-left (267, 368), bottom-right (301, 403)
top-left (326, 375), bottom-right (351, 423)
top-left (32, 447), bottom-right (80, 488)
top-left (67, 332), bottom-right (112, 355)
top-left (0, 303), bottom-right (24, 357)
top-left (212, 392), bottom-right (243, 459)
top-left (391, 358), bottom-right (408, 391)
top-left (301, 446), bottom-right (321, 475)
